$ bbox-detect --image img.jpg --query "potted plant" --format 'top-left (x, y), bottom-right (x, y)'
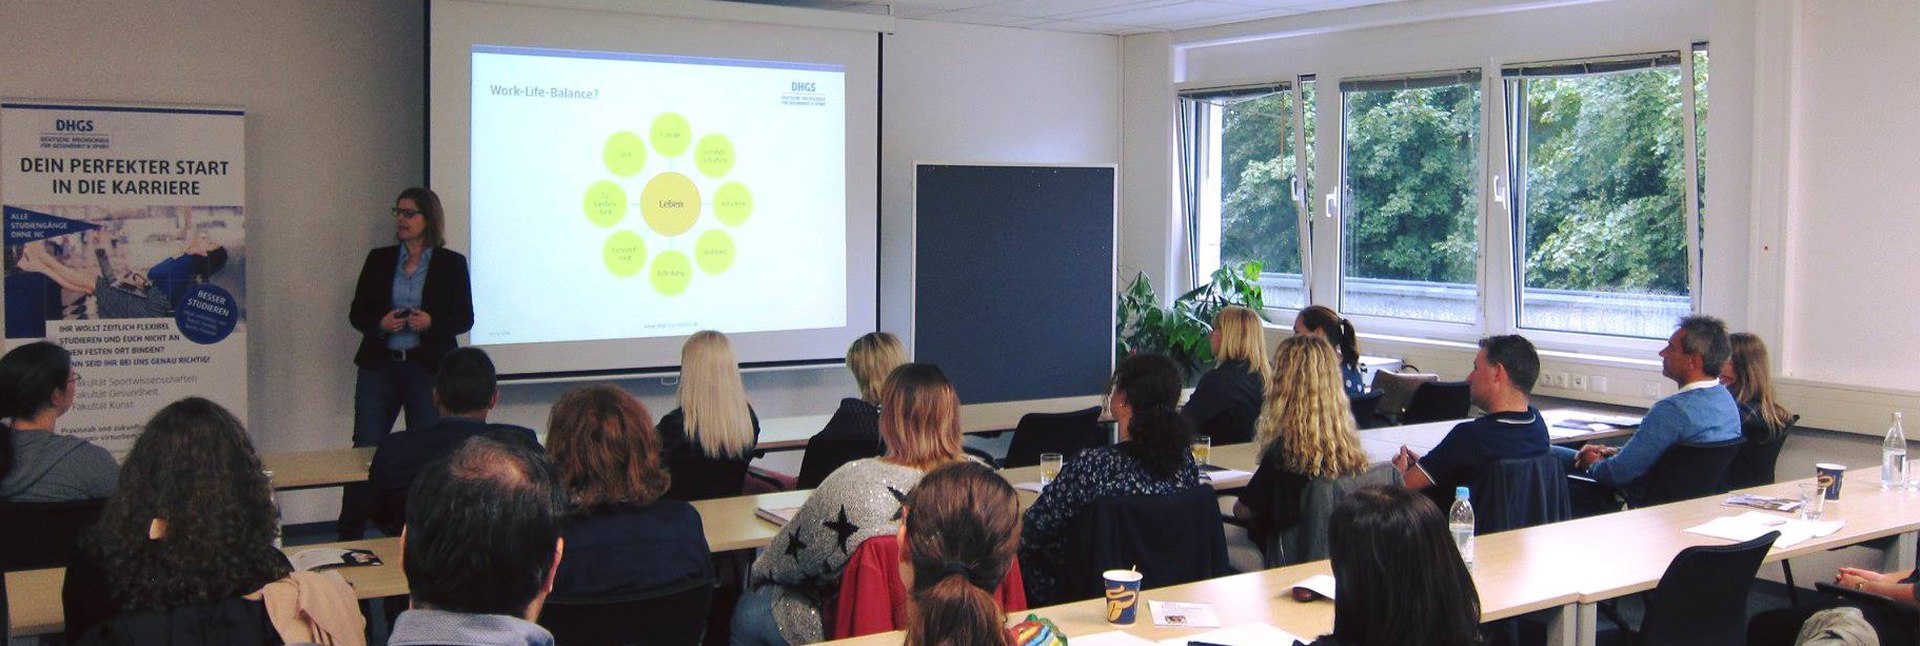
top-left (1115, 261), bottom-right (1266, 379)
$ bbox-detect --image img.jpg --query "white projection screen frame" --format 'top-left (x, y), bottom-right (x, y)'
top-left (429, 0), bottom-right (881, 378)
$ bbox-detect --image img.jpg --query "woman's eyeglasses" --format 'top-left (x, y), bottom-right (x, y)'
top-left (391, 207), bottom-right (424, 218)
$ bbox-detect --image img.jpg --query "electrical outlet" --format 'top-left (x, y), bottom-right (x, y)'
top-left (1556, 372), bottom-right (1571, 389)
top-left (1570, 374), bottom-right (1589, 391)
top-left (1591, 376), bottom-right (1609, 393)
top-left (1642, 382), bottom-right (1661, 397)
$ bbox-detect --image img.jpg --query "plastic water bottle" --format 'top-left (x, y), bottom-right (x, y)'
top-left (266, 470), bottom-right (283, 549)
top-left (1449, 486), bottom-right (1475, 571)
top-left (1883, 412), bottom-right (1908, 491)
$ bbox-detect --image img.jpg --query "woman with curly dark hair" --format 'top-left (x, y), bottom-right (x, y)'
top-left (62, 397), bottom-right (363, 645)
top-left (1017, 354), bottom-right (1203, 606)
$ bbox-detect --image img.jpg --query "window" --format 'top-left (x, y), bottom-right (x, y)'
top-left (1338, 70), bottom-right (1483, 324)
top-left (1179, 83), bottom-right (1308, 309)
top-left (1502, 52), bottom-right (1703, 339)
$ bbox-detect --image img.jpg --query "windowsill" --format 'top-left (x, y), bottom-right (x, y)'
top-left (1263, 320), bottom-right (1662, 369)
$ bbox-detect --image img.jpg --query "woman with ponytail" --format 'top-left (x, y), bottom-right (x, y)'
top-left (1295, 305), bottom-right (1367, 397)
top-left (899, 461), bottom-right (1032, 646)
top-left (0, 341), bottom-right (116, 502)
top-left (1019, 354), bottom-right (1203, 606)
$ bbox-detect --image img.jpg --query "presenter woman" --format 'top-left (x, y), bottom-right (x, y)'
top-left (346, 187), bottom-right (473, 449)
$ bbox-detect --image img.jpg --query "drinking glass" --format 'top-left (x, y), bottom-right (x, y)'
top-left (1191, 435), bottom-right (1212, 467)
top-left (1798, 482), bottom-right (1827, 521)
top-left (1039, 453), bottom-right (1064, 487)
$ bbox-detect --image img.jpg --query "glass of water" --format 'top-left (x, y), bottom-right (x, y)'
top-left (1798, 482), bottom-right (1827, 521)
top-left (1039, 453), bottom-right (1064, 487)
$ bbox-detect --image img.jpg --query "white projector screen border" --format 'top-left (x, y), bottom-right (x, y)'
top-left (428, 0), bottom-right (881, 378)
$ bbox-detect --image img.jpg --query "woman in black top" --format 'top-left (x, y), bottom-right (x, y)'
top-left (1183, 305), bottom-right (1269, 445)
top-left (1233, 335), bottom-right (1368, 557)
top-left (546, 385), bottom-right (713, 603)
top-left (657, 331), bottom-right (762, 500)
top-left (797, 332), bottom-right (905, 489)
top-left (1295, 305), bottom-right (1367, 397)
top-left (1305, 485), bottom-right (1481, 646)
top-left (346, 187), bottom-right (473, 449)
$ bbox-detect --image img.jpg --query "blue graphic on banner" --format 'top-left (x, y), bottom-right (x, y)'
top-left (4, 206), bottom-right (101, 245)
top-left (175, 284), bottom-right (239, 344)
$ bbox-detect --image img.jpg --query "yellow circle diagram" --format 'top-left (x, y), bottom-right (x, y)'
top-left (650, 113), bottom-right (692, 158)
top-left (695, 134), bottom-right (736, 178)
top-left (640, 172), bottom-right (702, 237)
top-left (695, 230), bottom-right (737, 275)
top-left (651, 250), bottom-right (693, 296)
top-left (583, 181), bottom-right (627, 227)
top-left (603, 231), bottom-right (647, 277)
top-left (602, 131), bottom-right (646, 177)
top-left (713, 182), bottom-right (753, 227)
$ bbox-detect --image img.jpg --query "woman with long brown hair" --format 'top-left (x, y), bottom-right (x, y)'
top-left (64, 397), bottom-right (363, 644)
top-left (734, 363), bottom-right (971, 646)
top-left (1295, 305), bottom-right (1366, 397)
top-left (546, 384), bottom-right (713, 602)
top-left (1307, 485), bottom-right (1482, 646)
top-left (1722, 332), bottom-right (1794, 444)
top-left (899, 461), bottom-right (1024, 646)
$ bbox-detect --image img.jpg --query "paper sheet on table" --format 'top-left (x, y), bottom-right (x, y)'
top-left (1683, 511), bottom-right (1846, 548)
top-left (1015, 482), bottom-right (1045, 493)
top-left (1071, 631), bottom-right (1162, 646)
top-left (1289, 574), bottom-right (1336, 600)
top-left (1148, 601), bottom-right (1220, 628)
top-left (1156, 622), bottom-right (1307, 646)
top-left (1201, 469), bottom-right (1254, 485)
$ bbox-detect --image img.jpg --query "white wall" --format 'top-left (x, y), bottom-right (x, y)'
top-left (1780, 0), bottom-right (1920, 390)
top-left (0, 2), bottom-right (1122, 523)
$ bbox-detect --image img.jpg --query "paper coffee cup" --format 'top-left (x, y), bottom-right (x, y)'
top-left (1103, 569), bottom-right (1143, 625)
top-left (1816, 463), bottom-right (1847, 501)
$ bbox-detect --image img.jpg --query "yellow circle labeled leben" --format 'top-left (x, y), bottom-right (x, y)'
top-left (695, 230), bottom-right (736, 275)
top-left (695, 134), bottom-right (735, 178)
top-left (602, 131), bottom-right (646, 177)
top-left (650, 113), bottom-right (692, 158)
top-left (583, 181), bottom-right (627, 227)
top-left (602, 231), bottom-right (646, 278)
top-left (640, 172), bottom-right (702, 236)
top-left (651, 250), bottom-right (693, 296)
top-left (713, 182), bottom-right (753, 227)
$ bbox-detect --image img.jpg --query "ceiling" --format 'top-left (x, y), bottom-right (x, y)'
top-left (721, 0), bottom-right (1417, 35)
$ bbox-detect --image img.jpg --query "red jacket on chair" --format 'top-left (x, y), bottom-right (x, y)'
top-left (831, 535), bottom-right (1027, 639)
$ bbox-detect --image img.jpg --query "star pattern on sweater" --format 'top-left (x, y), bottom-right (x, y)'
top-left (784, 528), bottom-right (809, 559)
top-left (888, 486), bottom-right (909, 521)
top-left (824, 505), bottom-right (861, 554)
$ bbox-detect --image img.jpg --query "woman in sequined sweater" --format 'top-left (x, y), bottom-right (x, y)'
top-left (731, 363), bottom-right (971, 646)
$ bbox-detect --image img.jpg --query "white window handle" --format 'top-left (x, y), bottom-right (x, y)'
top-left (1493, 175), bottom-right (1509, 206)
top-left (1291, 177), bottom-right (1303, 202)
top-left (1324, 192), bottom-right (1340, 219)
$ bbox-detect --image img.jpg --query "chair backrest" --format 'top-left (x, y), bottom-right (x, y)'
top-left (1371, 371), bottom-right (1439, 419)
top-left (1470, 454), bottom-right (1573, 534)
top-left (1267, 463), bottom-right (1403, 567)
top-left (539, 584), bottom-right (715, 646)
top-left (830, 534), bottom-right (1027, 639)
top-left (1004, 407), bottom-right (1106, 468)
top-left (662, 457), bottom-right (751, 502)
top-left (1639, 531), bottom-right (1779, 646)
top-left (1062, 487), bottom-right (1230, 602)
top-left (796, 435), bottom-right (885, 490)
top-left (1727, 415), bottom-right (1799, 490)
top-left (1401, 381), bottom-right (1471, 424)
top-left (1635, 440), bottom-right (1744, 507)
top-left (0, 498), bottom-right (106, 572)
top-left (1349, 390), bottom-right (1390, 429)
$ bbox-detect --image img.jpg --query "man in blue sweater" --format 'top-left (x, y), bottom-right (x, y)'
top-left (1558, 315), bottom-right (1743, 512)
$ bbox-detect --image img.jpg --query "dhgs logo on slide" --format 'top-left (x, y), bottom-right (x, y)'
top-left (54, 119), bottom-right (94, 132)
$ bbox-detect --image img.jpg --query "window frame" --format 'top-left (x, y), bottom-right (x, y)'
top-left (1175, 77), bottom-right (1316, 315)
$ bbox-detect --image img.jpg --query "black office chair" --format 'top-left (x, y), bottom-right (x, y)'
top-left (0, 498), bottom-right (107, 572)
top-left (1627, 531), bottom-right (1779, 646)
top-left (663, 458), bottom-right (752, 502)
top-left (539, 584), bottom-right (715, 646)
top-left (1349, 390), bottom-right (1390, 429)
top-left (1056, 488), bottom-right (1231, 605)
top-left (1728, 415), bottom-right (1799, 490)
top-left (1400, 381), bottom-right (1471, 424)
top-left (795, 435), bottom-right (884, 490)
top-left (1003, 407), bottom-right (1106, 468)
top-left (1634, 440), bottom-right (1745, 507)
top-left (1471, 454), bottom-right (1573, 534)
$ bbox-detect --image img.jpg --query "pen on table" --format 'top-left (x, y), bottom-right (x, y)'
top-left (1188, 641), bottom-right (1233, 646)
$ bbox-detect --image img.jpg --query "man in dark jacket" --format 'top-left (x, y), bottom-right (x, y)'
top-left (367, 347), bottom-right (539, 535)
